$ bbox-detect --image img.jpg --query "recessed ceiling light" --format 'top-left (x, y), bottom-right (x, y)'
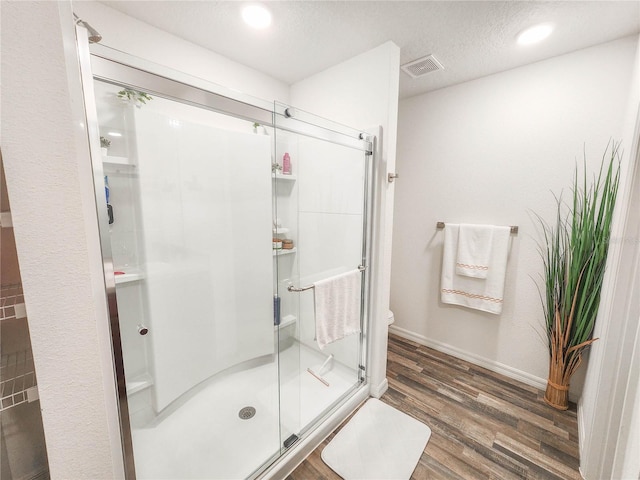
top-left (517, 23), bottom-right (553, 46)
top-left (242, 4), bottom-right (272, 29)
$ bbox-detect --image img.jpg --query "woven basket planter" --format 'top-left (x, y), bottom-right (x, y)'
top-left (544, 335), bottom-right (573, 411)
top-left (544, 379), bottom-right (569, 410)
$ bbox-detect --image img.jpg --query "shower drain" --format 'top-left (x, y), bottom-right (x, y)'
top-left (238, 406), bottom-right (256, 420)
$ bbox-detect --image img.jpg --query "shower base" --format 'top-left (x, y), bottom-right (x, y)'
top-left (130, 341), bottom-right (357, 479)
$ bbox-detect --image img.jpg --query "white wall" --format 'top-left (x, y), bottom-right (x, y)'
top-left (291, 41), bottom-right (401, 397)
top-left (391, 36), bottom-right (639, 399)
top-left (1, 2), bottom-right (123, 477)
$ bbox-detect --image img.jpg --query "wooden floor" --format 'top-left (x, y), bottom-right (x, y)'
top-left (288, 334), bottom-right (581, 480)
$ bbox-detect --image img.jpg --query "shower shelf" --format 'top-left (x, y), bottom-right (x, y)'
top-left (103, 155), bottom-right (135, 167)
top-left (1, 349), bottom-right (39, 412)
top-left (1, 285), bottom-right (27, 322)
top-left (273, 247), bottom-right (297, 257)
top-left (114, 269), bottom-right (144, 285)
top-left (276, 315), bottom-right (297, 330)
top-left (274, 173), bottom-right (296, 182)
top-left (126, 374), bottom-right (153, 396)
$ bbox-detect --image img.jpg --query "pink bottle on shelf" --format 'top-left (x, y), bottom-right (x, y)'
top-left (282, 152), bottom-right (291, 175)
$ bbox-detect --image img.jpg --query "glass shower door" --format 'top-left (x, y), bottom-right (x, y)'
top-left (90, 78), bottom-right (281, 479)
top-left (274, 108), bottom-right (370, 444)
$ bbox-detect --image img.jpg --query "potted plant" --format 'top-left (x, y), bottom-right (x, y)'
top-left (100, 136), bottom-right (111, 156)
top-left (538, 142), bottom-right (621, 410)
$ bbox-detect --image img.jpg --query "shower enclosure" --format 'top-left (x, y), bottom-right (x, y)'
top-left (77, 35), bottom-right (374, 479)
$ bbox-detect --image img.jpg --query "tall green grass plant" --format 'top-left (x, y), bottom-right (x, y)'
top-left (540, 142), bottom-right (621, 409)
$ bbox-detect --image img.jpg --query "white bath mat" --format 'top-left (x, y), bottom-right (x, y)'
top-left (321, 398), bottom-right (431, 479)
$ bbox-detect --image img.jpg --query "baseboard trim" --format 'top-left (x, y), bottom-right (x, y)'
top-left (369, 377), bottom-right (388, 398)
top-left (577, 399), bottom-right (586, 477)
top-left (389, 325), bottom-right (548, 392)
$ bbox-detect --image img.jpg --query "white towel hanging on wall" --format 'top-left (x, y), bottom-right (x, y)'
top-left (456, 224), bottom-right (494, 279)
top-left (441, 224), bottom-right (511, 314)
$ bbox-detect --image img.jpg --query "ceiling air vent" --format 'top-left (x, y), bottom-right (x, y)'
top-left (401, 54), bottom-right (444, 78)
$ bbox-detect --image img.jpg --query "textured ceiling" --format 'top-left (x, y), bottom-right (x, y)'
top-left (101, 1), bottom-right (640, 99)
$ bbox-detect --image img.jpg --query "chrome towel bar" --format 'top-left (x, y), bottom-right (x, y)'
top-left (436, 221), bottom-right (518, 235)
top-left (287, 265), bottom-right (367, 292)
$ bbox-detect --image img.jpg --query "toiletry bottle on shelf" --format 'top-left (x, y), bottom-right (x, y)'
top-left (282, 239), bottom-right (294, 250)
top-left (105, 176), bottom-right (114, 225)
top-left (273, 294), bottom-right (281, 326)
top-left (282, 152), bottom-right (291, 175)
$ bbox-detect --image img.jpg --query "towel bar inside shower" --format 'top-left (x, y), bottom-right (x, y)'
top-left (436, 222), bottom-right (518, 235)
top-left (287, 265), bottom-right (367, 292)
